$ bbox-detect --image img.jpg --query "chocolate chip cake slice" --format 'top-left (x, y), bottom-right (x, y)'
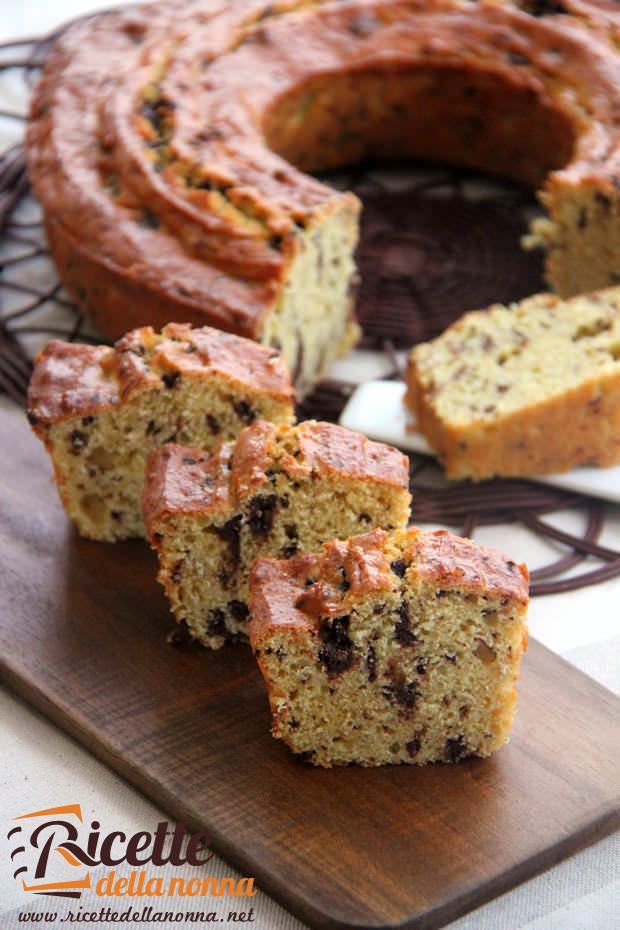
top-left (27, 324), bottom-right (294, 541)
top-left (248, 527), bottom-right (528, 767)
top-left (406, 288), bottom-right (620, 480)
top-left (143, 420), bottom-right (411, 649)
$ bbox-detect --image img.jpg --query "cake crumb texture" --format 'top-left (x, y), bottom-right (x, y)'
top-left (27, 324), bottom-right (294, 540)
top-left (249, 527), bottom-right (529, 767)
top-left (407, 288), bottom-right (620, 479)
top-left (143, 421), bottom-right (412, 648)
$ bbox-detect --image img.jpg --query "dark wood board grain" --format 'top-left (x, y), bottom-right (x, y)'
top-left (0, 399), bottom-right (618, 930)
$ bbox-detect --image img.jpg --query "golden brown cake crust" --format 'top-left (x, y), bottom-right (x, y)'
top-left (142, 420), bottom-right (411, 532)
top-left (26, 0), bottom-right (620, 351)
top-left (142, 443), bottom-right (234, 538)
top-left (229, 419), bottom-right (412, 498)
top-left (249, 527), bottom-right (529, 639)
top-left (27, 342), bottom-right (120, 425)
top-left (28, 323), bottom-right (294, 429)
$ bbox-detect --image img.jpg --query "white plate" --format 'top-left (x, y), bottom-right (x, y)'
top-left (339, 380), bottom-right (620, 505)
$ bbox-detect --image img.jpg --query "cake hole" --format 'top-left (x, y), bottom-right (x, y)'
top-left (474, 639), bottom-right (497, 664)
top-left (263, 63), bottom-right (577, 186)
top-left (80, 493), bottom-right (107, 525)
top-left (89, 445), bottom-right (116, 470)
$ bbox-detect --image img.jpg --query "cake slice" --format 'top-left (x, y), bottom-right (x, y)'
top-left (248, 527), bottom-right (528, 767)
top-left (143, 420), bottom-right (411, 648)
top-left (27, 323), bottom-right (294, 541)
top-left (406, 288), bottom-right (620, 479)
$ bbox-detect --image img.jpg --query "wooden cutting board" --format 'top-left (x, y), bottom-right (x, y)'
top-left (1, 399), bottom-right (619, 930)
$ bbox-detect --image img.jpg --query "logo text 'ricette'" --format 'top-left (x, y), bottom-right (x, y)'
top-left (8, 804), bottom-right (253, 900)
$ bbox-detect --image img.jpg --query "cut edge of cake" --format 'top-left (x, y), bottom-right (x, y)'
top-left (143, 420), bottom-right (412, 648)
top-left (248, 526), bottom-right (529, 767)
top-left (27, 324), bottom-right (295, 541)
top-left (406, 288), bottom-right (620, 480)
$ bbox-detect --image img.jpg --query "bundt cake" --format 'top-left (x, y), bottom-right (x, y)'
top-left (406, 286), bottom-right (620, 479)
top-left (26, 0), bottom-right (620, 395)
top-left (27, 324), bottom-right (294, 541)
top-left (248, 527), bottom-right (529, 767)
top-left (143, 420), bottom-right (411, 648)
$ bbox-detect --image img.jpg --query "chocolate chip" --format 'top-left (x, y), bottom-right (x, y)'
top-left (280, 544), bottom-right (298, 558)
top-left (394, 602), bottom-right (416, 646)
top-left (366, 644), bottom-right (377, 682)
top-left (216, 514), bottom-right (242, 565)
top-left (284, 523), bottom-right (298, 540)
top-left (445, 735), bottom-right (470, 763)
top-left (138, 210), bottom-right (161, 229)
top-left (390, 559), bottom-right (407, 578)
top-left (416, 658), bottom-right (428, 675)
top-left (111, 511), bottom-right (123, 522)
top-left (265, 645), bottom-right (286, 659)
top-left (508, 52), bottom-right (530, 66)
top-left (338, 566), bottom-right (350, 591)
top-left (444, 653), bottom-right (457, 664)
top-left (162, 371), bottom-right (180, 389)
top-left (206, 414), bottom-right (220, 434)
top-left (519, 0), bottom-right (566, 13)
top-left (349, 12), bottom-right (379, 35)
top-left (82, 416), bottom-right (95, 426)
top-left (69, 430), bottom-right (88, 454)
top-left (146, 419), bottom-right (159, 436)
top-left (289, 718), bottom-right (300, 730)
top-left (318, 615), bottom-right (354, 676)
top-left (383, 677), bottom-right (417, 709)
top-left (234, 400), bottom-right (256, 424)
top-left (247, 494), bottom-right (277, 536)
top-left (206, 609), bottom-right (228, 639)
top-left (228, 599), bottom-right (249, 621)
top-left (406, 738), bottom-right (421, 758)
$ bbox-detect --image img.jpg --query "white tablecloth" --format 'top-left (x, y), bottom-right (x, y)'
top-left (0, 4), bottom-right (618, 927)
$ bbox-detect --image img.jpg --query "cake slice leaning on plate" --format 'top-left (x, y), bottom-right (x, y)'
top-left (248, 527), bottom-right (529, 767)
top-left (406, 288), bottom-right (620, 480)
top-left (27, 323), bottom-right (294, 541)
top-left (143, 420), bottom-right (411, 649)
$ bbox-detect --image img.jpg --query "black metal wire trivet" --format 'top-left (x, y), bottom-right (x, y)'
top-left (0, 18), bottom-right (619, 596)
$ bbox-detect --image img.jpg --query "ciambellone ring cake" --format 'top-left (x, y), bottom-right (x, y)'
top-left (25, 0), bottom-right (620, 394)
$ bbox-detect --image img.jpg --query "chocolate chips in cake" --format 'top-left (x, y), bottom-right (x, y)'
top-left (248, 527), bottom-right (529, 767)
top-left (143, 420), bottom-right (411, 649)
top-left (407, 287), bottom-right (620, 479)
top-left (27, 324), bottom-right (294, 541)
